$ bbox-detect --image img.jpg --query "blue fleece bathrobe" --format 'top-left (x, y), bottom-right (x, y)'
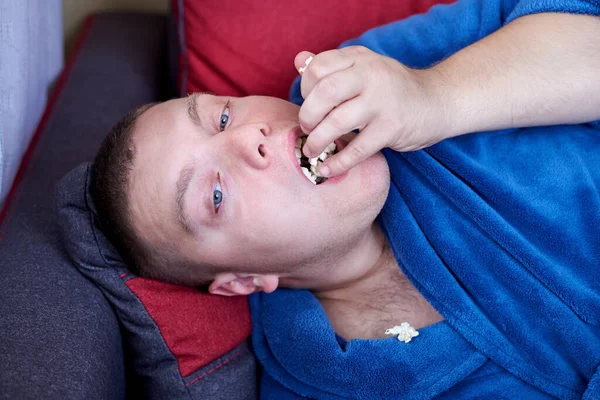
top-left (250, 0), bottom-right (600, 398)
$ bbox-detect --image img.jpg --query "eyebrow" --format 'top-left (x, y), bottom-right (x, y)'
top-left (186, 92), bottom-right (213, 129)
top-left (176, 162), bottom-right (197, 235)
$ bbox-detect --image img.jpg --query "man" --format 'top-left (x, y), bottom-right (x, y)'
top-left (92, 0), bottom-right (600, 398)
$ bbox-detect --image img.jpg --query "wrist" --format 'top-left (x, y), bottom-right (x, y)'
top-left (419, 64), bottom-right (465, 140)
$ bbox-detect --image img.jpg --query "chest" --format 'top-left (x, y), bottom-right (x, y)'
top-left (319, 293), bottom-right (444, 341)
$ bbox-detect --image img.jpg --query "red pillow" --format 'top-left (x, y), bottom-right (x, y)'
top-left (173, 0), bottom-right (452, 99)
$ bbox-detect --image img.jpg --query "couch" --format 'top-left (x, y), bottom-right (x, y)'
top-left (0, 1), bottom-right (451, 397)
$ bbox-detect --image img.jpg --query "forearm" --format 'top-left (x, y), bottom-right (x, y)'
top-left (431, 13), bottom-right (600, 138)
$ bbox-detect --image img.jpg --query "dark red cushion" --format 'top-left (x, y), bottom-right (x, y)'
top-left (125, 277), bottom-right (251, 377)
top-left (173, 0), bottom-right (452, 99)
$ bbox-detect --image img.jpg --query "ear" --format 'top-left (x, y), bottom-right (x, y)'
top-left (208, 273), bottom-right (279, 296)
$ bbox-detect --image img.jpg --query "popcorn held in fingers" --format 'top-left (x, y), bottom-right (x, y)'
top-left (298, 56), bottom-right (313, 75)
top-left (295, 136), bottom-right (337, 184)
top-left (385, 322), bottom-right (419, 343)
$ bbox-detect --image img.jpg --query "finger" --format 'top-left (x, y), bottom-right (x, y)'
top-left (318, 123), bottom-right (383, 178)
top-left (302, 96), bottom-right (371, 159)
top-left (294, 45), bottom-right (368, 72)
top-left (298, 49), bottom-right (355, 102)
top-left (294, 51), bottom-right (315, 74)
top-left (299, 67), bottom-right (364, 138)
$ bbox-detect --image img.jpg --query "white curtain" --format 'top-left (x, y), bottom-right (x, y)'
top-left (0, 0), bottom-right (64, 206)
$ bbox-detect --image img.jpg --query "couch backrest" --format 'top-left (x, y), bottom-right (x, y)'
top-left (172, 0), bottom-right (453, 99)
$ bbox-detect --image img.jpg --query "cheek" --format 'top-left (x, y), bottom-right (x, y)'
top-left (244, 182), bottom-right (291, 224)
top-left (318, 152), bottom-right (389, 221)
top-left (354, 152), bottom-right (391, 210)
top-left (263, 99), bottom-right (300, 119)
top-left (237, 183), bottom-right (301, 243)
top-left (356, 151), bottom-right (389, 186)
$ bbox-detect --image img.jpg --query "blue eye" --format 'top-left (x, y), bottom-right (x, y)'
top-left (213, 181), bottom-right (223, 212)
top-left (219, 105), bottom-right (230, 131)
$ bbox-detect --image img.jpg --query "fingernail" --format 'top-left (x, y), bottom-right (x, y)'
top-left (319, 165), bottom-right (330, 177)
top-left (300, 124), bottom-right (309, 133)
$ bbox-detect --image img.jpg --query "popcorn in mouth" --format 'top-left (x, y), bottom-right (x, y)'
top-left (295, 136), bottom-right (337, 184)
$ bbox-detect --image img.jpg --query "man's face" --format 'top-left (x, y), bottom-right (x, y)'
top-left (129, 94), bottom-right (390, 285)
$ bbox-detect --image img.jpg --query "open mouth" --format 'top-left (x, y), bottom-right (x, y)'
top-left (295, 136), bottom-right (338, 185)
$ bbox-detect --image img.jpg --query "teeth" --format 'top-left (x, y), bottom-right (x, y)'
top-left (295, 148), bottom-right (302, 158)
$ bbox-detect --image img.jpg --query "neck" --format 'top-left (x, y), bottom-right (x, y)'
top-left (279, 221), bottom-right (388, 291)
top-left (312, 224), bottom-right (443, 341)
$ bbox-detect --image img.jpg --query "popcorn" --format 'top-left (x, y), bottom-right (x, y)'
top-left (295, 136), bottom-right (337, 184)
top-left (385, 322), bottom-right (419, 343)
top-left (298, 56), bottom-right (314, 74)
top-left (301, 167), bottom-right (317, 184)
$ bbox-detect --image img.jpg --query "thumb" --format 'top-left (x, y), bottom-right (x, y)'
top-left (319, 129), bottom-right (382, 178)
top-left (294, 51), bottom-right (315, 75)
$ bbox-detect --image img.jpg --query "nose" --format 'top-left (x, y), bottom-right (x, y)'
top-left (226, 123), bottom-right (271, 169)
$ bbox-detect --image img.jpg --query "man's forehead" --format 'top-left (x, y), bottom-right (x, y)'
top-left (135, 94), bottom-right (214, 138)
top-left (128, 100), bottom-right (184, 237)
top-left (128, 95), bottom-right (215, 244)
top-left (134, 99), bottom-right (181, 139)
top-left (128, 93), bottom-right (219, 226)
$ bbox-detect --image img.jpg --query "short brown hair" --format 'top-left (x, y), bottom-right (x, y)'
top-left (92, 103), bottom-right (157, 277)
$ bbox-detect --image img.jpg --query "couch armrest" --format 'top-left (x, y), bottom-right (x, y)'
top-left (0, 13), bottom-right (168, 400)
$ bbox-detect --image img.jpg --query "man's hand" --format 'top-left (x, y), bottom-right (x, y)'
top-left (294, 46), bottom-right (450, 178)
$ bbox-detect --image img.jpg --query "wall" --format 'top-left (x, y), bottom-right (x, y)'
top-left (63, 0), bottom-right (169, 54)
